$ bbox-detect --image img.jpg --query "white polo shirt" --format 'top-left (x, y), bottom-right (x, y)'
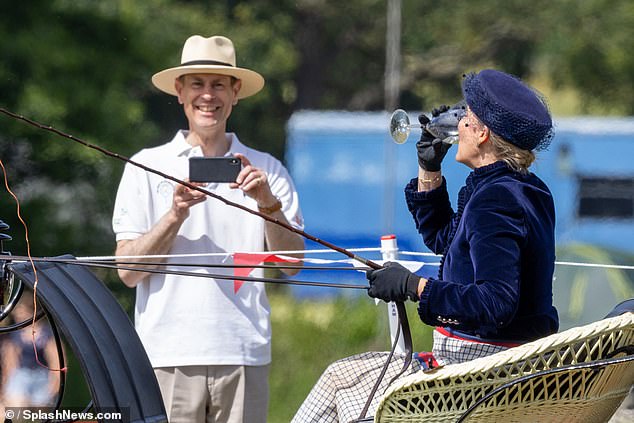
top-left (112, 131), bottom-right (303, 367)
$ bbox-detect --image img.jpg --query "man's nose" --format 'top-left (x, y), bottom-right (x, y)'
top-left (202, 84), bottom-right (215, 97)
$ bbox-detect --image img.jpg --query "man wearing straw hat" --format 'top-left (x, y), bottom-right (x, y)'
top-left (112, 35), bottom-right (304, 422)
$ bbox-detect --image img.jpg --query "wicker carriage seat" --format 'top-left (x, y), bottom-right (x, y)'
top-left (373, 311), bottom-right (634, 422)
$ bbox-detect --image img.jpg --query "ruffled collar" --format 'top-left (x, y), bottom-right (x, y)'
top-left (466, 161), bottom-right (511, 190)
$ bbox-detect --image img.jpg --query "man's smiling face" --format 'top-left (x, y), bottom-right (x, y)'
top-left (175, 73), bottom-right (241, 132)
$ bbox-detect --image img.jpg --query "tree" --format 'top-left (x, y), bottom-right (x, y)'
top-left (539, 0), bottom-right (634, 114)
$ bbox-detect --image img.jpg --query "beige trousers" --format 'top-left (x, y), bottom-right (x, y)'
top-left (154, 364), bottom-right (269, 423)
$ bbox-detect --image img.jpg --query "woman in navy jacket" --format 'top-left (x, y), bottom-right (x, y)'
top-left (369, 69), bottom-right (559, 364)
top-left (293, 69), bottom-right (559, 422)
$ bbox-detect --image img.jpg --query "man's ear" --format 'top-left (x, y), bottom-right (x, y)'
top-left (175, 78), bottom-right (184, 104)
top-left (232, 79), bottom-right (242, 104)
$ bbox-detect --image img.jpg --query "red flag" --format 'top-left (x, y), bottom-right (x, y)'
top-left (232, 253), bottom-right (300, 293)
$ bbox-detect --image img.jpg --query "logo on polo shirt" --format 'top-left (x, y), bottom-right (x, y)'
top-left (157, 180), bottom-right (174, 201)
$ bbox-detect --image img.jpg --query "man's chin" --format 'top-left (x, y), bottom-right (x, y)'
top-left (196, 118), bottom-right (220, 128)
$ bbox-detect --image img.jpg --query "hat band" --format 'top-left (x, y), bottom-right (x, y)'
top-left (181, 59), bottom-right (234, 67)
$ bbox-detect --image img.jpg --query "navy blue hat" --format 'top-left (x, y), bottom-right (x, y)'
top-left (462, 69), bottom-right (553, 151)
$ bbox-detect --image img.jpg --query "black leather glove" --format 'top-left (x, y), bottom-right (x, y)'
top-left (431, 104), bottom-right (451, 117)
top-left (416, 106), bottom-right (453, 172)
top-left (366, 262), bottom-right (421, 302)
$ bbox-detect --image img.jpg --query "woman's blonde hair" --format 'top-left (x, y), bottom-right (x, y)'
top-left (470, 112), bottom-right (535, 173)
top-left (488, 131), bottom-right (536, 174)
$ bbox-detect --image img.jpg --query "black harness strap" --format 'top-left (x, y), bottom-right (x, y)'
top-left (355, 302), bottom-right (413, 421)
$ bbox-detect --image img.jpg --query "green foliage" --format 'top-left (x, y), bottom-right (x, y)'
top-left (539, 0), bottom-right (634, 114)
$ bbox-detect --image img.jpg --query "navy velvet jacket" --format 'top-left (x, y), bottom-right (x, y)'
top-left (405, 161), bottom-right (559, 342)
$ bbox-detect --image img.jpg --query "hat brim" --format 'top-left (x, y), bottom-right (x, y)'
top-left (151, 65), bottom-right (265, 99)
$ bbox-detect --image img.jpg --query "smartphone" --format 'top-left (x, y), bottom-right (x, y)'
top-left (189, 156), bottom-right (242, 183)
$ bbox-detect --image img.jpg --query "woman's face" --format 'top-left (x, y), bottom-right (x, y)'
top-left (455, 108), bottom-right (485, 168)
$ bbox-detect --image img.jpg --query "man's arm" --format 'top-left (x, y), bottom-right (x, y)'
top-left (232, 153), bottom-right (304, 275)
top-left (115, 181), bottom-right (206, 287)
top-left (261, 209), bottom-right (304, 276)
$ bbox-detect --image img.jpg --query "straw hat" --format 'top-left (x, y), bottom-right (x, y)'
top-left (151, 35), bottom-right (265, 99)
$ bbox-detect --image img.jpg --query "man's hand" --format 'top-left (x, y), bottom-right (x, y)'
top-left (416, 111), bottom-right (453, 172)
top-left (231, 153), bottom-right (278, 208)
top-left (171, 179), bottom-right (207, 220)
top-left (366, 261), bottom-right (421, 302)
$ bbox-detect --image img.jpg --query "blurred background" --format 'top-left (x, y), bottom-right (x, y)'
top-left (1, 1), bottom-right (633, 421)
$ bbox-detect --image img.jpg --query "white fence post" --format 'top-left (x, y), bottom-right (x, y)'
top-left (380, 234), bottom-right (405, 354)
